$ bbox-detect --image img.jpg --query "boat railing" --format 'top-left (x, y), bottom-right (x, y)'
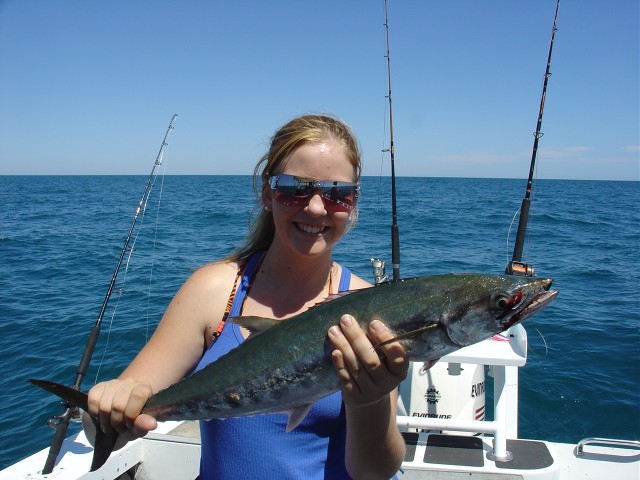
top-left (576, 438), bottom-right (640, 456)
top-left (396, 323), bottom-right (528, 462)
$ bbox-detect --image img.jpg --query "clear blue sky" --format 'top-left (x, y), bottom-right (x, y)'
top-left (1, 0), bottom-right (638, 180)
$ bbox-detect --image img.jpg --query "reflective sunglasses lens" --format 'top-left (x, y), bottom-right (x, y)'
top-left (325, 185), bottom-right (357, 204)
top-left (269, 175), bottom-right (358, 211)
top-left (319, 187), bottom-right (357, 212)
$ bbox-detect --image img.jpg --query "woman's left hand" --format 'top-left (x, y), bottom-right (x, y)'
top-left (328, 314), bottom-right (409, 408)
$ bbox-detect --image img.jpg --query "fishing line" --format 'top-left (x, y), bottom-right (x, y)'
top-left (94, 221), bottom-right (141, 383)
top-left (527, 326), bottom-right (549, 359)
top-left (505, 0), bottom-right (559, 277)
top-left (145, 156), bottom-right (167, 342)
top-left (373, 97), bottom-right (390, 253)
top-left (370, 0), bottom-right (399, 284)
top-left (39, 115), bottom-right (177, 475)
top-left (370, 0), bottom-right (392, 261)
top-left (506, 209), bottom-right (520, 268)
top-left (373, 0), bottom-right (390, 239)
top-left (93, 169), bottom-right (164, 383)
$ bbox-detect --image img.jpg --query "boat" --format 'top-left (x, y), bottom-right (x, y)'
top-left (3, 323), bottom-right (639, 479)
top-left (2, 2), bottom-right (638, 480)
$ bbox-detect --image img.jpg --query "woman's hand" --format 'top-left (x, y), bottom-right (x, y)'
top-left (328, 314), bottom-right (409, 408)
top-left (86, 378), bottom-right (157, 446)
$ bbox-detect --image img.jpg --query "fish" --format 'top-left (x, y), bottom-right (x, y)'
top-left (31, 273), bottom-right (557, 471)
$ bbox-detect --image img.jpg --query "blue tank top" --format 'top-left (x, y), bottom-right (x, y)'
top-left (194, 252), bottom-right (354, 480)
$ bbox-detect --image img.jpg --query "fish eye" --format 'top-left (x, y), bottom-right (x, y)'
top-left (491, 293), bottom-right (510, 311)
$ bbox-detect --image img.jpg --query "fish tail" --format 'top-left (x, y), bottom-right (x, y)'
top-left (90, 428), bottom-right (119, 471)
top-left (29, 379), bottom-right (89, 411)
top-left (29, 379), bottom-right (118, 472)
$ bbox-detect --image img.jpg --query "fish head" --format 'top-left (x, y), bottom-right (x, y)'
top-left (440, 274), bottom-right (558, 348)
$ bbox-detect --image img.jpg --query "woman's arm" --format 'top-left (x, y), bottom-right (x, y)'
top-left (87, 261), bottom-right (237, 437)
top-left (329, 314), bottom-right (408, 479)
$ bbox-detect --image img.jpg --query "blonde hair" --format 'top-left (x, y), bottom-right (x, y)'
top-left (228, 114), bottom-right (361, 262)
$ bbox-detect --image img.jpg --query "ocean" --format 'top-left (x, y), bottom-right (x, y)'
top-left (1, 175), bottom-right (638, 469)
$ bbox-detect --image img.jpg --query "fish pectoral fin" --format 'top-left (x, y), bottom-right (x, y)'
top-left (230, 316), bottom-right (281, 335)
top-left (285, 404), bottom-right (313, 433)
top-left (420, 359), bottom-right (439, 373)
top-left (373, 322), bottom-right (439, 349)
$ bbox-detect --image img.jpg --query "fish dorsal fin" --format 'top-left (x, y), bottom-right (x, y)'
top-left (325, 289), bottom-right (359, 302)
top-left (307, 289), bottom-right (360, 309)
top-left (231, 290), bottom-right (361, 334)
top-left (230, 316), bottom-right (280, 336)
top-left (285, 403), bottom-right (313, 432)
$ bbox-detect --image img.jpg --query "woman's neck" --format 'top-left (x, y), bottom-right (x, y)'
top-left (245, 246), bottom-right (335, 318)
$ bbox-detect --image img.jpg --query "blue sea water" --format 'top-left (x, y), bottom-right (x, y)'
top-left (0, 175), bottom-right (638, 469)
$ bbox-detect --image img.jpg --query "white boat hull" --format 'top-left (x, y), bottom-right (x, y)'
top-left (2, 420), bottom-right (638, 480)
top-left (3, 330), bottom-right (637, 479)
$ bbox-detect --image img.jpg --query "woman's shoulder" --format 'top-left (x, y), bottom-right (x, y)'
top-left (341, 267), bottom-right (372, 290)
top-left (173, 259), bottom-right (241, 304)
top-left (193, 259), bottom-right (240, 279)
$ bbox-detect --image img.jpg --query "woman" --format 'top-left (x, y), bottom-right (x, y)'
top-left (88, 114), bottom-right (410, 479)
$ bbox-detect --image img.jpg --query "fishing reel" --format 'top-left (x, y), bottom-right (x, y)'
top-left (505, 260), bottom-right (535, 277)
top-left (370, 258), bottom-right (389, 285)
top-left (47, 406), bottom-right (82, 430)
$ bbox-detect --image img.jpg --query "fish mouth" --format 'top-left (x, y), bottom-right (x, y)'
top-left (510, 279), bottom-right (558, 325)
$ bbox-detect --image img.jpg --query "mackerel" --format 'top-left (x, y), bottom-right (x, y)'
top-left (31, 273), bottom-right (557, 471)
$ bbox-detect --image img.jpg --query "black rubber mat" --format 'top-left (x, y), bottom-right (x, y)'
top-left (401, 432), bottom-right (420, 462)
top-left (495, 439), bottom-right (555, 470)
top-left (423, 434), bottom-right (484, 467)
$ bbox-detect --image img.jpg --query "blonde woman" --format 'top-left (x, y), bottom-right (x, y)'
top-left (88, 114), bottom-right (410, 480)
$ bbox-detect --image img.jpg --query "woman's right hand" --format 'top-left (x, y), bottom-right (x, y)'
top-left (86, 378), bottom-right (157, 443)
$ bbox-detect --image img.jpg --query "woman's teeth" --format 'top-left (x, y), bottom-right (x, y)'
top-left (297, 223), bottom-right (326, 234)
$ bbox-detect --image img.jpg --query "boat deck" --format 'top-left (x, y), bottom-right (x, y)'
top-left (3, 420), bottom-right (638, 480)
top-left (3, 335), bottom-right (637, 479)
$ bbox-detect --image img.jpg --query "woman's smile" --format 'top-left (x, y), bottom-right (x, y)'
top-left (295, 222), bottom-right (329, 235)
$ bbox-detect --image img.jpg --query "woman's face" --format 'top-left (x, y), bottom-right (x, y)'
top-left (264, 138), bottom-right (356, 259)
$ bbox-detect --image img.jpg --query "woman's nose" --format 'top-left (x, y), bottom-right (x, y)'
top-left (305, 192), bottom-right (327, 215)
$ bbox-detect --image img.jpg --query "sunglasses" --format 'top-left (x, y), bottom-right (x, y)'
top-left (268, 173), bottom-right (359, 212)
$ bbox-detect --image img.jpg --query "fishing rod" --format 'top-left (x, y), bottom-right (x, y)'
top-left (372, 0), bottom-right (401, 284)
top-left (506, 0), bottom-right (560, 277)
top-left (41, 114), bottom-right (177, 474)
top-left (385, 0), bottom-right (401, 282)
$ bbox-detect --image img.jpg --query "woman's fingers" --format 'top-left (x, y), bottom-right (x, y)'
top-left (368, 320), bottom-right (409, 379)
top-left (329, 315), bottom-right (409, 407)
top-left (334, 315), bottom-right (368, 372)
top-left (87, 379), bottom-right (153, 435)
top-left (123, 383), bottom-right (153, 430)
top-left (330, 349), bottom-right (352, 385)
top-left (130, 413), bottom-right (158, 439)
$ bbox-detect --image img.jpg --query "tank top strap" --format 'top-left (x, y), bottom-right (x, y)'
top-left (209, 251), bottom-right (264, 345)
top-left (221, 256), bottom-right (351, 341)
top-left (232, 258), bottom-right (352, 313)
top-left (228, 250), bottom-right (265, 317)
top-left (337, 265), bottom-right (351, 293)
